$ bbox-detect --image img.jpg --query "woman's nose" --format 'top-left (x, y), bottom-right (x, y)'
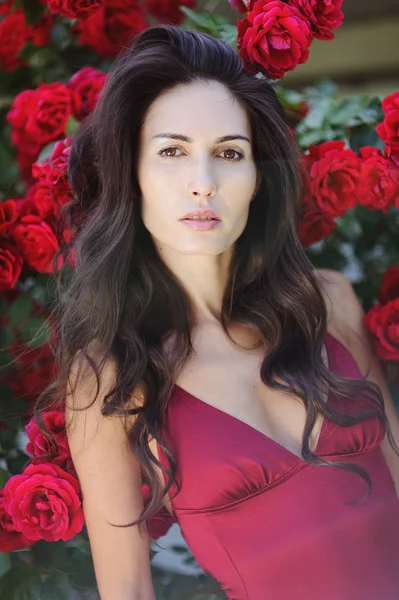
top-left (187, 158), bottom-right (217, 199)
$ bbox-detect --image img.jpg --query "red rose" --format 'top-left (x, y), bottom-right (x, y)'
top-left (292, 0), bottom-right (344, 40)
top-left (146, 0), bottom-right (196, 25)
top-left (12, 83), bottom-right (77, 146)
top-left (33, 137), bottom-right (72, 186)
top-left (297, 192), bottom-right (337, 247)
top-left (0, 199), bottom-right (18, 235)
top-left (7, 84), bottom-right (79, 183)
top-left (12, 215), bottom-right (61, 274)
top-left (384, 144), bottom-right (399, 170)
top-left (31, 137), bottom-right (73, 218)
top-left (46, 0), bottom-right (102, 19)
top-left (0, 490), bottom-right (34, 552)
top-left (303, 141), bottom-right (360, 218)
top-left (142, 483), bottom-right (176, 541)
top-left (26, 411), bottom-right (75, 473)
top-left (0, 9), bottom-right (30, 72)
top-left (67, 67), bottom-right (107, 120)
top-left (21, 181), bottom-right (59, 220)
top-left (357, 146), bottom-right (399, 213)
top-left (364, 298), bottom-right (399, 362)
top-left (376, 92), bottom-right (399, 153)
top-left (76, 0), bottom-right (148, 59)
top-left (238, 0), bottom-right (312, 79)
top-left (379, 266), bottom-right (399, 306)
top-left (0, 247), bottom-right (24, 292)
top-left (2, 463), bottom-right (84, 542)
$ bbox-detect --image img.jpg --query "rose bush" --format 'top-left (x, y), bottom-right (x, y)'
top-left (0, 0), bottom-right (398, 598)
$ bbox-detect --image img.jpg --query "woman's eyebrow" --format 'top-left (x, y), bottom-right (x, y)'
top-left (152, 133), bottom-right (251, 144)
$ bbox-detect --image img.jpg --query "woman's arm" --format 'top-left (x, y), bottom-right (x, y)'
top-left (65, 348), bottom-right (156, 600)
top-left (316, 268), bottom-right (399, 498)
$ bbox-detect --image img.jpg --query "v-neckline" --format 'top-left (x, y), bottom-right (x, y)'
top-left (173, 332), bottom-right (334, 463)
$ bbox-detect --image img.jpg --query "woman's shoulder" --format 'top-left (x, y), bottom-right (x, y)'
top-left (313, 268), bottom-right (353, 339)
top-left (313, 268), bottom-right (375, 379)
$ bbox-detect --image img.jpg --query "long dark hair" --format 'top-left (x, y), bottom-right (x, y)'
top-left (32, 24), bottom-right (398, 541)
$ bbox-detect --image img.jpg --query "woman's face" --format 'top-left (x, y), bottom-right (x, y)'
top-left (137, 79), bottom-right (258, 257)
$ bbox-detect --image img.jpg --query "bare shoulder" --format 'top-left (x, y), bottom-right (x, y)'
top-left (314, 268), bottom-right (399, 492)
top-left (313, 267), bottom-right (376, 368)
top-left (313, 268), bottom-right (357, 337)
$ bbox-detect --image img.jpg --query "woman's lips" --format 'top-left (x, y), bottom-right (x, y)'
top-left (180, 219), bottom-right (221, 231)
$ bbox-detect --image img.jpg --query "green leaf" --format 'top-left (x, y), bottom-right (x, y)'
top-left (335, 211), bottom-right (363, 240)
top-left (328, 96), bottom-right (369, 127)
top-left (0, 144), bottom-right (18, 188)
top-left (217, 24), bottom-right (238, 48)
top-left (19, 0), bottom-right (46, 25)
top-left (276, 87), bottom-right (305, 109)
top-left (29, 273), bottom-right (56, 305)
top-left (297, 128), bottom-right (336, 149)
top-left (51, 23), bottom-right (72, 52)
top-left (313, 79), bottom-right (339, 98)
top-left (0, 553), bottom-right (11, 578)
top-left (37, 142), bottom-right (57, 164)
top-left (349, 124), bottom-right (382, 153)
top-left (180, 7), bottom-right (213, 29)
top-left (19, 316), bottom-right (52, 349)
top-left (0, 386), bottom-right (16, 412)
top-left (17, 40), bottom-right (36, 62)
top-left (36, 572), bottom-right (72, 600)
top-left (66, 549), bottom-right (97, 590)
top-left (0, 328), bottom-right (14, 352)
top-left (9, 0), bottom-right (23, 11)
top-left (297, 96), bottom-right (335, 131)
top-left (28, 46), bottom-right (57, 69)
top-left (0, 564), bottom-right (41, 600)
top-left (65, 115), bottom-right (80, 136)
top-left (7, 296), bottom-right (33, 328)
top-left (0, 468), bottom-right (10, 487)
top-left (31, 540), bottom-right (69, 573)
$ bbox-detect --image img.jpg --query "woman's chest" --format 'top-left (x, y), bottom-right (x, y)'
top-left (171, 326), bottom-right (330, 457)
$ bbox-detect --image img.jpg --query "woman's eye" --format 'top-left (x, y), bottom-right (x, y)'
top-left (158, 147), bottom-right (182, 158)
top-left (158, 147), bottom-right (244, 161)
top-left (219, 148), bottom-right (244, 161)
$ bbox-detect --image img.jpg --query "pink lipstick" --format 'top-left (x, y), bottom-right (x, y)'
top-left (180, 209), bottom-right (221, 231)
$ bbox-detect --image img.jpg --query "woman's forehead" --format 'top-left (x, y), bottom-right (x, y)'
top-left (141, 81), bottom-right (252, 141)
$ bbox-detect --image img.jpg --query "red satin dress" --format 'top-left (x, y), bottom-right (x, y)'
top-left (154, 332), bottom-right (399, 599)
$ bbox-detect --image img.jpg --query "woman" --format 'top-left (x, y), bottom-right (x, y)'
top-left (37, 24), bottom-right (399, 600)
